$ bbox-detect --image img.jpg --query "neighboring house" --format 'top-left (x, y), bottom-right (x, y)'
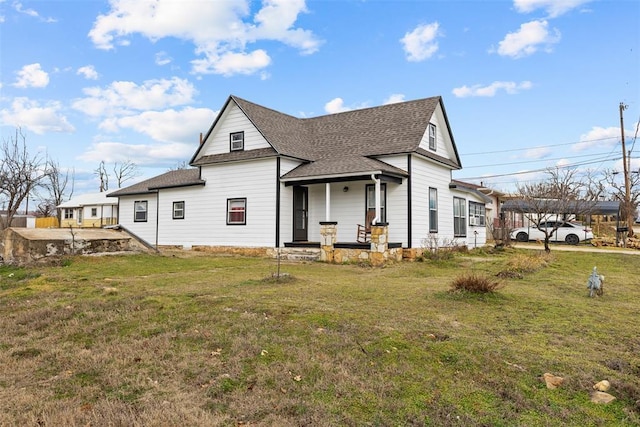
top-left (57, 192), bottom-right (118, 228)
top-left (109, 95), bottom-right (490, 259)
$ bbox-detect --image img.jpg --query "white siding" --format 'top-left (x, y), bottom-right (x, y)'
top-left (198, 102), bottom-right (271, 158)
top-left (450, 189), bottom-right (488, 249)
top-left (156, 185), bottom-right (207, 247)
top-left (118, 194), bottom-right (158, 245)
top-left (172, 158), bottom-right (277, 247)
top-left (410, 156), bottom-right (455, 248)
top-left (417, 103), bottom-right (458, 164)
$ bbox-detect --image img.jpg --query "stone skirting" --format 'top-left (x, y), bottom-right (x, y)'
top-left (319, 222), bottom-right (403, 266)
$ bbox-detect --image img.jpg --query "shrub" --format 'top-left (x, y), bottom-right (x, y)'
top-left (497, 252), bottom-right (552, 278)
top-left (450, 272), bottom-right (504, 293)
top-left (420, 235), bottom-right (466, 261)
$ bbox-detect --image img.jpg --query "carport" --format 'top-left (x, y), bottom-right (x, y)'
top-left (501, 199), bottom-right (623, 243)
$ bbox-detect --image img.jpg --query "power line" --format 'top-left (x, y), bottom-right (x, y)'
top-left (461, 151), bottom-right (618, 169)
top-left (456, 156), bottom-right (623, 181)
top-left (460, 136), bottom-right (619, 156)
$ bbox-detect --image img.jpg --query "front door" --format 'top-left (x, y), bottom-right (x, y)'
top-left (293, 186), bottom-right (308, 241)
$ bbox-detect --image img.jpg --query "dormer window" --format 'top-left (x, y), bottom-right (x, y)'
top-left (230, 131), bottom-right (244, 151)
top-left (428, 123), bottom-right (436, 151)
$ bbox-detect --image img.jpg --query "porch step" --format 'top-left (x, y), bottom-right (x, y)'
top-left (278, 247), bottom-right (321, 262)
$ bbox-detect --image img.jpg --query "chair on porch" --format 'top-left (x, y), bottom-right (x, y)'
top-left (357, 211), bottom-right (376, 243)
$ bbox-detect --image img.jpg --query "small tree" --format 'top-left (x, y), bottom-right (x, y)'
top-left (514, 168), bottom-right (597, 252)
top-left (0, 128), bottom-right (50, 229)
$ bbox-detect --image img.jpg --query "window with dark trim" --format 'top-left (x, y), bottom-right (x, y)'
top-left (429, 187), bottom-right (438, 233)
top-left (173, 201), bottom-right (185, 220)
top-left (230, 131), bottom-right (244, 151)
top-left (91, 208), bottom-right (97, 217)
top-left (453, 197), bottom-right (466, 237)
top-left (365, 183), bottom-right (386, 224)
top-left (469, 201), bottom-right (486, 227)
top-left (428, 123), bottom-right (436, 151)
top-left (134, 200), bottom-right (148, 222)
top-left (227, 198), bottom-right (246, 225)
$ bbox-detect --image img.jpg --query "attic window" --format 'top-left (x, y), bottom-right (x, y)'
top-left (230, 131), bottom-right (244, 151)
top-left (428, 123), bottom-right (436, 151)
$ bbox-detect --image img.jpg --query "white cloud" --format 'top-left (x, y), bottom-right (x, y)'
top-left (452, 81), bottom-right (532, 97)
top-left (513, 0), bottom-right (592, 18)
top-left (384, 94), bottom-right (406, 104)
top-left (572, 126), bottom-right (620, 152)
top-left (77, 65), bottom-right (99, 80)
top-left (13, 1), bottom-right (56, 22)
top-left (401, 22), bottom-right (441, 62)
top-left (88, 0), bottom-right (322, 76)
top-left (494, 20), bottom-right (560, 58)
top-left (13, 63), bottom-right (50, 88)
top-left (191, 49), bottom-right (271, 76)
top-left (72, 77), bottom-right (197, 117)
top-left (324, 98), bottom-right (350, 114)
top-left (524, 147), bottom-right (552, 159)
top-left (0, 97), bottom-right (74, 134)
top-left (99, 107), bottom-right (216, 144)
top-left (155, 51), bottom-right (172, 66)
top-left (78, 140), bottom-right (194, 165)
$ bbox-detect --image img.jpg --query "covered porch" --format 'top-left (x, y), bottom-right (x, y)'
top-left (281, 167), bottom-right (407, 266)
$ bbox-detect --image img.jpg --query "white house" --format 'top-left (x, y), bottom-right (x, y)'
top-left (57, 192), bottom-right (118, 228)
top-left (109, 95), bottom-right (490, 261)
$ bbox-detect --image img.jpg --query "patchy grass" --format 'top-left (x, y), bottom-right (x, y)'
top-left (0, 249), bottom-right (639, 426)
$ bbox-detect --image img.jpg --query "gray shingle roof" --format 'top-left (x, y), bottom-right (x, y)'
top-left (193, 95), bottom-right (461, 179)
top-left (108, 168), bottom-right (204, 197)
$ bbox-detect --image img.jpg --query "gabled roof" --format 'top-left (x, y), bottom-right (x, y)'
top-left (449, 181), bottom-right (493, 204)
top-left (191, 95), bottom-right (462, 180)
top-left (108, 168), bottom-right (204, 197)
top-left (57, 192), bottom-right (118, 208)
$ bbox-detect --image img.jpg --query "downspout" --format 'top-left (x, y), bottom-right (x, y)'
top-left (371, 174), bottom-right (381, 225)
top-left (155, 191), bottom-right (159, 248)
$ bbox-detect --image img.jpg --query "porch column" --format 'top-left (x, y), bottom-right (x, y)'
top-left (370, 223), bottom-right (389, 267)
top-left (325, 183), bottom-right (331, 222)
top-left (319, 221), bottom-right (337, 262)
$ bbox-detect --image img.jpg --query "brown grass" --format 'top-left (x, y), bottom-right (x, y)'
top-left (0, 249), bottom-right (639, 426)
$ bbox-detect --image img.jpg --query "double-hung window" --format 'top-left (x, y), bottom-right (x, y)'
top-left (64, 208), bottom-right (73, 219)
top-left (365, 184), bottom-right (386, 224)
top-left (91, 208), bottom-right (97, 217)
top-left (469, 202), bottom-right (486, 227)
top-left (173, 201), bottom-right (185, 220)
top-left (453, 197), bottom-right (466, 237)
top-left (134, 200), bottom-right (148, 222)
top-left (230, 131), bottom-right (244, 151)
top-left (428, 123), bottom-right (436, 151)
top-left (227, 198), bottom-right (246, 225)
top-left (429, 187), bottom-right (438, 233)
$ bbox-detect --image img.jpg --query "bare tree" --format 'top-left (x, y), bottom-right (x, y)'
top-left (113, 160), bottom-right (140, 188)
top-left (168, 160), bottom-right (189, 171)
top-left (95, 160), bottom-right (109, 192)
top-left (34, 160), bottom-right (74, 223)
top-left (514, 168), bottom-right (597, 252)
top-left (0, 128), bottom-right (50, 230)
top-left (604, 168), bottom-right (639, 237)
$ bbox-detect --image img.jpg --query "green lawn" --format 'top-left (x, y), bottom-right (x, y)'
top-left (0, 248), bottom-right (638, 426)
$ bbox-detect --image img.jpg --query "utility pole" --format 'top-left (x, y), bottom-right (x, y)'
top-left (619, 102), bottom-right (633, 238)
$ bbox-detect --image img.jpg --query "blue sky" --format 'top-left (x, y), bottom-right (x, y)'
top-left (0, 0), bottom-right (638, 198)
